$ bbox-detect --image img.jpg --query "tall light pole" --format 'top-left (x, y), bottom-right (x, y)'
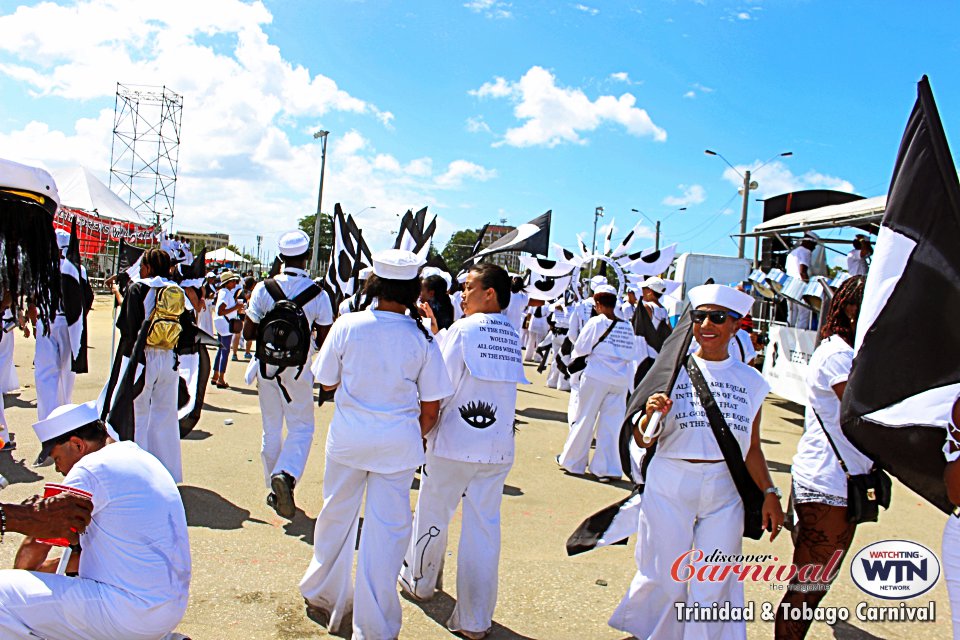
top-left (631, 207), bottom-right (687, 251)
top-left (310, 129), bottom-right (330, 275)
top-left (591, 206), bottom-right (604, 278)
top-left (355, 205), bottom-right (376, 216)
top-left (705, 149), bottom-right (792, 259)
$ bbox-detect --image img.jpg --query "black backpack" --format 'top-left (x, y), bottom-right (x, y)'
top-left (256, 278), bottom-right (322, 401)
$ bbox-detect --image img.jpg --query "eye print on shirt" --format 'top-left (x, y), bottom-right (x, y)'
top-left (459, 400), bottom-right (497, 429)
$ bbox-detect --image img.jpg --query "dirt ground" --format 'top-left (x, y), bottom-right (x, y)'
top-left (0, 295), bottom-right (949, 639)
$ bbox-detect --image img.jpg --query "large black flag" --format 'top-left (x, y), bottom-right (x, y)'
top-left (469, 211), bottom-right (552, 263)
top-left (841, 76), bottom-right (960, 515)
top-left (393, 206), bottom-right (436, 256)
top-left (325, 203), bottom-right (373, 307)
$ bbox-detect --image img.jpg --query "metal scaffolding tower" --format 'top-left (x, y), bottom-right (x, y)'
top-left (109, 83), bottom-right (183, 229)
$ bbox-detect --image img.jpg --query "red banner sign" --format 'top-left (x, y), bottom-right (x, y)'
top-left (54, 207), bottom-right (158, 257)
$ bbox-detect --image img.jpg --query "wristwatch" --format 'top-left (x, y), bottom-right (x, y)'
top-left (765, 486), bottom-right (782, 499)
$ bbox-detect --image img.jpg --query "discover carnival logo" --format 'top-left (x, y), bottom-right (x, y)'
top-left (850, 540), bottom-right (941, 599)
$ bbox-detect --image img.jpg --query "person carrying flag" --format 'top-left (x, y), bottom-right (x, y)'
top-left (243, 230), bottom-right (333, 518)
top-left (609, 284), bottom-right (784, 640)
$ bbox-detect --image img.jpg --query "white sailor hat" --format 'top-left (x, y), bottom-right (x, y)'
top-left (359, 266), bottom-right (373, 280)
top-left (688, 284), bottom-right (754, 317)
top-left (205, 271), bottom-right (216, 279)
top-left (55, 228), bottom-right (71, 251)
top-left (278, 230), bottom-right (310, 257)
top-left (372, 249), bottom-right (425, 281)
top-left (593, 284), bottom-right (617, 296)
top-left (33, 401), bottom-right (101, 461)
top-left (420, 266), bottom-right (443, 280)
top-left (802, 231), bottom-right (821, 243)
top-left (456, 271), bottom-right (468, 284)
top-left (589, 275), bottom-right (608, 291)
top-left (638, 276), bottom-right (667, 295)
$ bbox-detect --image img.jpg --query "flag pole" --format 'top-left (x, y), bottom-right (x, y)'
top-left (56, 546), bottom-right (72, 575)
top-left (109, 240), bottom-right (121, 369)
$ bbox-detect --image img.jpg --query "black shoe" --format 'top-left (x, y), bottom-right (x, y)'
top-left (270, 472), bottom-right (296, 518)
top-left (266, 492), bottom-right (277, 509)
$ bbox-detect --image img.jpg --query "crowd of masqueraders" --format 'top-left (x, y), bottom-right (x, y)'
top-left (0, 220), bottom-right (957, 640)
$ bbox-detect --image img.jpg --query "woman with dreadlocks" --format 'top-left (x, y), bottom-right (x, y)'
top-left (776, 276), bottom-right (871, 639)
top-left (300, 249), bottom-right (453, 640)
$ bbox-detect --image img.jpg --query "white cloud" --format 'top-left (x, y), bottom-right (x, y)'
top-left (663, 184), bottom-right (707, 207)
top-left (683, 82), bottom-right (714, 99)
top-left (0, 0), bottom-right (490, 252)
top-left (466, 115), bottom-right (492, 134)
top-left (721, 161), bottom-right (855, 199)
top-left (574, 4), bottom-right (600, 16)
top-left (464, 0), bottom-right (513, 19)
top-left (683, 91), bottom-right (696, 99)
top-left (609, 71), bottom-right (642, 86)
top-left (435, 160), bottom-right (497, 187)
top-left (737, 11), bottom-right (751, 20)
top-left (470, 65), bottom-right (666, 148)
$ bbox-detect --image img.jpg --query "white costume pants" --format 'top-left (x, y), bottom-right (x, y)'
top-left (609, 456), bottom-right (746, 640)
top-left (198, 306), bottom-right (214, 336)
top-left (944, 515), bottom-right (960, 639)
top-left (0, 330), bottom-right (18, 393)
top-left (788, 302), bottom-right (812, 330)
top-left (300, 457), bottom-right (415, 640)
top-left (523, 329), bottom-right (547, 362)
top-left (257, 366), bottom-right (316, 487)
top-left (34, 318), bottom-right (75, 421)
top-left (400, 452), bottom-right (512, 635)
top-left (134, 348), bottom-right (182, 483)
top-left (0, 569), bottom-right (183, 640)
top-left (546, 335), bottom-right (570, 391)
top-left (566, 370), bottom-right (583, 421)
top-left (558, 375), bottom-right (627, 478)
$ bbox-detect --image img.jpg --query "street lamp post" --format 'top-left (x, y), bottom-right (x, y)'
top-left (591, 206), bottom-right (604, 278)
top-left (631, 207), bottom-right (686, 251)
top-left (704, 149), bottom-right (792, 260)
top-left (310, 130), bottom-right (330, 276)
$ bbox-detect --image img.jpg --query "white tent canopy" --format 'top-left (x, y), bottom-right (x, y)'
top-left (746, 194), bottom-right (887, 237)
top-left (208, 247), bottom-right (247, 263)
top-left (52, 166), bottom-right (144, 224)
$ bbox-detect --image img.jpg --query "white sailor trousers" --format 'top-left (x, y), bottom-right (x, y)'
top-left (34, 318), bottom-right (75, 421)
top-left (0, 569), bottom-right (184, 640)
top-left (943, 515), bottom-right (960, 639)
top-left (134, 348), bottom-right (182, 483)
top-left (546, 335), bottom-right (570, 391)
top-left (257, 365), bottom-right (316, 486)
top-left (609, 456), bottom-right (746, 640)
top-left (0, 330), bottom-right (19, 393)
top-left (400, 451), bottom-right (512, 635)
top-left (523, 328), bottom-right (547, 362)
top-left (558, 374), bottom-right (628, 478)
top-left (300, 456), bottom-right (415, 640)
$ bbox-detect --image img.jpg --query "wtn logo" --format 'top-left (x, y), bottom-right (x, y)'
top-left (851, 541), bottom-right (940, 600)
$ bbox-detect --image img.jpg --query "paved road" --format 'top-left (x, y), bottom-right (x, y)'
top-left (0, 296), bottom-right (949, 639)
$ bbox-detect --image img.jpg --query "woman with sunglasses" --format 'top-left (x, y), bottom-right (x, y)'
top-left (775, 276), bottom-right (869, 639)
top-left (610, 284), bottom-right (784, 640)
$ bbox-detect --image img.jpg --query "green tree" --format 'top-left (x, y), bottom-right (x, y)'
top-left (441, 228), bottom-right (481, 274)
top-left (298, 212), bottom-right (334, 265)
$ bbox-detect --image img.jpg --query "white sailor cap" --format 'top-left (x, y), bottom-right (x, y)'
top-left (33, 401), bottom-right (101, 461)
top-left (802, 231), bottom-right (821, 243)
top-left (372, 249), bottom-right (425, 281)
top-left (456, 271), bottom-right (468, 284)
top-left (589, 275), bottom-right (608, 291)
top-left (55, 228), bottom-right (71, 250)
top-left (359, 267), bottom-right (373, 280)
top-left (205, 271), bottom-right (216, 278)
top-left (638, 276), bottom-right (667, 295)
top-left (593, 284), bottom-right (617, 297)
top-left (278, 230), bottom-right (310, 257)
top-left (688, 284), bottom-right (754, 317)
top-left (420, 267), bottom-right (452, 290)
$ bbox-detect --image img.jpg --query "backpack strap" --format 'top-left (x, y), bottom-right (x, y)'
top-left (290, 283), bottom-right (322, 308)
top-left (264, 278), bottom-right (286, 302)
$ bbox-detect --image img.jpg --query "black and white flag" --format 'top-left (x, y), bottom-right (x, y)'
top-left (325, 203), bottom-right (373, 307)
top-left (518, 256), bottom-right (576, 277)
top-left (469, 211), bottom-right (552, 262)
top-left (553, 243), bottom-right (584, 266)
top-left (610, 223), bottom-right (642, 259)
top-left (525, 273), bottom-right (573, 301)
top-left (60, 218), bottom-right (93, 373)
top-left (601, 219), bottom-right (616, 256)
top-left (394, 206), bottom-right (437, 257)
top-left (620, 243), bottom-right (677, 276)
top-left (841, 76), bottom-right (960, 514)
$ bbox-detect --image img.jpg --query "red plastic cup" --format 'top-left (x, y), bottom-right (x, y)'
top-left (35, 483), bottom-right (93, 547)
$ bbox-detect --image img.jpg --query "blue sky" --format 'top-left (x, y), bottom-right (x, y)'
top-left (1, 0), bottom-right (959, 263)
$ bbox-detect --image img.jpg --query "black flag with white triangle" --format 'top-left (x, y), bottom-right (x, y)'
top-left (841, 76), bottom-right (960, 515)
top-left (394, 206), bottom-right (437, 256)
top-left (325, 203), bottom-right (373, 308)
top-left (468, 211), bottom-right (552, 263)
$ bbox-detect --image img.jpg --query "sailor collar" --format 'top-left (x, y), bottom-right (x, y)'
top-left (283, 268), bottom-right (309, 278)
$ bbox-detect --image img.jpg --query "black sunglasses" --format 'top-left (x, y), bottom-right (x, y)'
top-left (691, 309), bottom-right (741, 324)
